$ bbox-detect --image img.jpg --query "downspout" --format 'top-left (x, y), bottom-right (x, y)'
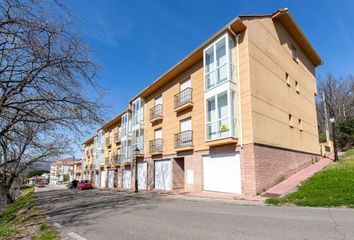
top-left (228, 26), bottom-right (243, 148)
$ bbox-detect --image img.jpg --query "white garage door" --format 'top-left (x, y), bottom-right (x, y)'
top-left (154, 160), bottom-right (171, 190)
top-left (138, 162), bottom-right (147, 190)
top-left (203, 153), bottom-right (241, 194)
top-left (107, 170), bottom-right (115, 189)
top-left (123, 169), bottom-right (131, 189)
top-left (100, 170), bottom-right (107, 188)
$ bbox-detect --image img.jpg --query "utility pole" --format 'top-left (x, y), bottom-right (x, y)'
top-left (322, 92), bottom-right (330, 142)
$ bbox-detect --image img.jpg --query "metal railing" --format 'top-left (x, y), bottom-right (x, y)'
top-left (174, 88), bottom-right (192, 109)
top-left (174, 130), bottom-right (193, 148)
top-left (114, 132), bottom-right (120, 142)
top-left (149, 139), bottom-right (163, 153)
top-left (150, 104), bottom-right (163, 121)
top-left (113, 154), bottom-right (121, 164)
top-left (105, 137), bottom-right (112, 146)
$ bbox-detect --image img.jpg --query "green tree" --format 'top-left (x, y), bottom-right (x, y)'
top-left (336, 118), bottom-right (354, 150)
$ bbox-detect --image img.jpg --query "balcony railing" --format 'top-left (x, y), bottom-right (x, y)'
top-left (149, 139), bottom-right (163, 153)
top-left (174, 88), bottom-right (192, 109)
top-left (114, 132), bottom-right (120, 143)
top-left (150, 104), bottom-right (163, 121)
top-left (174, 130), bottom-right (193, 148)
top-left (113, 154), bottom-right (121, 164)
top-left (105, 137), bottom-right (112, 146)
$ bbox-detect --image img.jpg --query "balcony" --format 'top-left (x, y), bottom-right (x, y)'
top-left (105, 157), bottom-right (109, 165)
top-left (174, 130), bottom-right (193, 151)
top-left (174, 88), bottom-right (193, 112)
top-left (113, 154), bottom-right (121, 164)
top-left (149, 139), bottom-right (163, 154)
top-left (114, 132), bottom-right (121, 143)
top-left (150, 104), bottom-right (163, 123)
top-left (105, 137), bottom-right (112, 147)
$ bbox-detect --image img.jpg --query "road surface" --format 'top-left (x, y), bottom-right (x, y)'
top-left (35, 186), bottom-right (354, 240)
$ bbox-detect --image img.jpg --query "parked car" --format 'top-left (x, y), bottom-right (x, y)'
top-left (77, 180), bottom-right (94, 190)
top-left (36, 183), bottom-right (45, 188)
top-left (67, 180), bottom-right (79, 189)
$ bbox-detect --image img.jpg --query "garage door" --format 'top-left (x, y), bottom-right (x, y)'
top-left (107, 170), bottom-right (115, 189)
top-left (154, 160), bottom-right (171, 190)
top-left (100, 170), bottom-right (107, 188)
top-left (123, 169), bottom-right (131, 189)
top-left (203, 153), bottom-right (241, 194)
top-left (138, 162), bottom-right (147, 190)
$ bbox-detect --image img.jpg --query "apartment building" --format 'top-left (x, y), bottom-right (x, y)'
top-left (50, 158), bottom-right (75, 184)
top-left (82, 8), bottom-right (322, 195)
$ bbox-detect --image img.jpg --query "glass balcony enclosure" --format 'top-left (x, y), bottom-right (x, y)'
top-left (204, 33), bottom-right (237, 141)
top-left (204, 33), bottom-right (235, 91)
top-left (120, 112), bottom-right (131, 138)
top-left (131, 98), bottom-right (145, 128)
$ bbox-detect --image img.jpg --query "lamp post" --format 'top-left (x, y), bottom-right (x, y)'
top-left (329, 117), bottom-right (339, 162)
top-left (134, 147), bottom-right (140, 193)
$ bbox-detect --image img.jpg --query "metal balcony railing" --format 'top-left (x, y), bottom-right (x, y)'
top-left (174, 88), bottom-right (192, 109)
top-left (105, 137), bottom-right (112, 146)
top-left (114, 132), bottom-right (120, 142)
top-left (150, 104), bottom-right (163, 121)
top-left (112, 154), bottom-right (121, 164)
top-left (174, 130), bottom-right (193, 148)
top-left (149, 139), bottom-right (163, 153)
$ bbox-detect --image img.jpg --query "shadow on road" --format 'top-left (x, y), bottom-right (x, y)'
top-left (34, 189), bottom-right (169, 229)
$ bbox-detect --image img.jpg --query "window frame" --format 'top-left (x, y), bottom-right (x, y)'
top-left (205, 89), bottom-right (236, 141)
top-left (203, 33), bottom-right (234, 91)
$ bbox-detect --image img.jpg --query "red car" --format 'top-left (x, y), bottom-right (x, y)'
top-left (36, 183), bottom-right (45, 188)
top-left (77, 180), bottom-right (94, 190)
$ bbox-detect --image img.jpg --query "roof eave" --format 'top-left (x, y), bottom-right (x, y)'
top-left (272, 9), bottom-right (323, 67)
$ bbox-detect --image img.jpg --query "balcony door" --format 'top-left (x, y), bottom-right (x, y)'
top-left (180, 118), bottom-right (191, 132)
top-left (155, 96), bottom-right (162, 106)
top-left (154, 128), bottom-right (162, 139)
top-left (180, 78), bottom-right (191, 91)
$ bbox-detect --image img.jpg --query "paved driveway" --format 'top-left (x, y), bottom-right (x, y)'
top-left (35, 187), bottom-right (354, 240)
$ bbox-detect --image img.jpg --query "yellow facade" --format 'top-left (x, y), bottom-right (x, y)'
top-left (82, 9), bottom-right (322, 194)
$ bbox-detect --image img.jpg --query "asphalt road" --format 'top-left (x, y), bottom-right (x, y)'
top-left (35, 186), bottom-right (354, 240)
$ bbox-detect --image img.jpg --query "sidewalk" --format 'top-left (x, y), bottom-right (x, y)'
top-left (167, 191), bottom-right (266, 205)
top-left (262, 155), bottom-right (338, 197)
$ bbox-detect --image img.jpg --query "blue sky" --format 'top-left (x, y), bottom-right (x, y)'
top-left (66, 0), bottom-right (354, 153)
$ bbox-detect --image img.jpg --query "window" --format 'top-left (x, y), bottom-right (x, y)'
top-left (286, 72), bottom-right (290, 86)
top-left (132, 98), bottom-right (144, 126)
top-left (295, 81), bottom-right (300, 93)
top-left (298, 119), bottom-right (303, 131)
top-left (180, 117), bottom-right (192, 132)
top-left (206, 91), bottom-right (235, 140)
top-left (204, 34), bottom-right (235, 90)
top-left (155, 96), bottom-right (162, 106)
top-left (291, 44), bottom-right (297, 62)
top-left (289, 114), bottom-right (294, 128)
top-left (180, 78), bottom-right (191, 91)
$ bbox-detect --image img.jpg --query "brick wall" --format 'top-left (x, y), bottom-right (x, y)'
top-left (253, 143), bottom-right (321, 194)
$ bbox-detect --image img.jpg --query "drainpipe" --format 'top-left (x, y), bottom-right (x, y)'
top-left (228, 26), bottom-right (243, 148)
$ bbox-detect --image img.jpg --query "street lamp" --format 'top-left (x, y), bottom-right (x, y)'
top-left (134, 147), bottom-right (140, 193)
top-left (329, 117), bottom-right (339, 162)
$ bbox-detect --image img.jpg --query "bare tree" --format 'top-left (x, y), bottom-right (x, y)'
top-left (316, 73), bottom-right (354, 135)
top-left (0, 0), bottom-right (104, 202)
top-left (0, 122), bottom-right (68, 202)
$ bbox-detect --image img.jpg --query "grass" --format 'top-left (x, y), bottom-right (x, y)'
top-left (266, 149), bottom-right (354, 207)
top-left (0, 188), bottom-right (59, 240)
